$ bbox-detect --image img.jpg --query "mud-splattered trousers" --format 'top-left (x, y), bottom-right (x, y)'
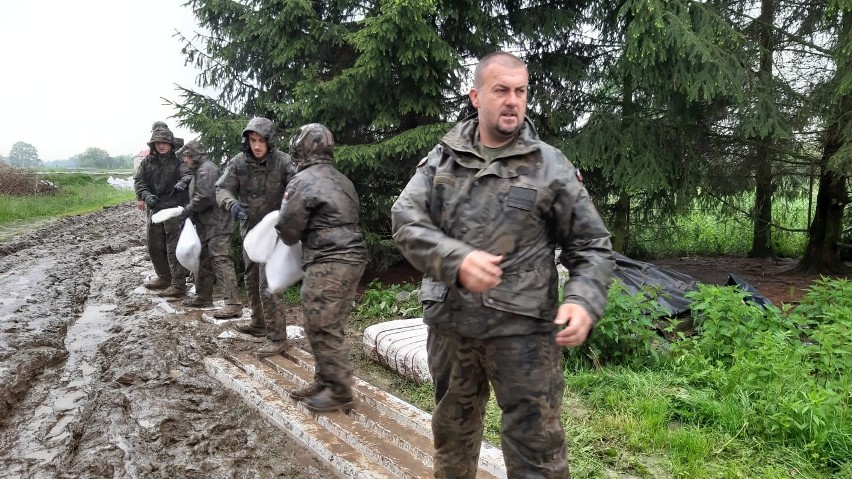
top-left (300, 262), bottom-right (365, 397)
top-left (276, 157), bottom-right (368, 398)
top-left (217, 149), bottom-right (295, 341)
top-left (392, 117), bottom-right (614, 478)
top-left (136, 153), bottom-right (191, 290)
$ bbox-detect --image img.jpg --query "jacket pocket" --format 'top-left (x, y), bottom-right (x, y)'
top-left (482, 268), bottom-right (553, 320)
top-left (419, 277), bottom-right (449, 322)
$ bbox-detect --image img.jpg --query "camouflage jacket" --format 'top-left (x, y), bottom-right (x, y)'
top-left (391, 117), bottom-right (614, 338)
top-left (185, 156), bottom-right (233, 242)
top-left (215, 149), bottom-right (295, 236)
top-left (134, 152), bottom-right (191, 212)
top-left (276, 157), bottom-right (367, 267)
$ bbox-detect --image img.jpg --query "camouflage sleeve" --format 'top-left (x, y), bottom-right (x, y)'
top-left (276, 178), bottom-right (309, 246)
top-left (133, 159), bottom-right (152, 201)
top-left (551, 160), bottom-right (615, 322)
top-left (177, 161), bottom-right (192, 189)
top-left (391, 148), bottom-right (475, 284)
top-left (282, 153), bottom-right (297, 186)
top-left (215, 157), bottom-right (239, 212)
top-left (185, 164), bottom-right (217, 214)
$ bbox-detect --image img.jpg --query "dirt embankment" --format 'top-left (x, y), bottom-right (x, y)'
top-left (0, 203), bottom-right (330, 478)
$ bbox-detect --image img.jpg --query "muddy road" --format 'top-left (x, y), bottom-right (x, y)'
top-left (0, 203), bottom-right (332, 478)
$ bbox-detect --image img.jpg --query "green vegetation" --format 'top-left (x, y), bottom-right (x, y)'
top-left (0, 173), bottom-right (134, 225)
top-left (352, 278), bottom-right (852, 477)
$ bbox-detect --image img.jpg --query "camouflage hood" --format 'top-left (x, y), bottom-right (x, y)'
top-left (241, 117), bottom-right (277, 151)
top-left (147, 125), bottom-right (179, 150)
top-left (176, 139), bottom-right (209, 168)
top-left (289, 123), bottom-right (334, 171)
top-left (440, 115), bottom-right (541, 160)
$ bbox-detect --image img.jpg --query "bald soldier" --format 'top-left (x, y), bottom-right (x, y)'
top-left (392, 52), bottom-right (614, 478)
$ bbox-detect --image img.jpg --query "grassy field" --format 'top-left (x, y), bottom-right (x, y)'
top-left (351, 277), bottom-right (852, 478)
top-left (0, 172), bottom-right (134, 229)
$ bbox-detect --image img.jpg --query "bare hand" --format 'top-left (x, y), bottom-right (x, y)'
top-left (136, 200), bottom-right (146, 211)
top-left (554, 303), bottom-right (593, 347)
top-left (458, 250), bottom-right (504, 293)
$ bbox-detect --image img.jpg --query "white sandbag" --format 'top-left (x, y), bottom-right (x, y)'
top-left (265, 240), bottom-right (304, 293)
top-left (176, 219), bottom-right (202, 274)
top-left (243, 211), bottom-right (279, 263)
top-left (151, 206), bottom-right (184, 224)
top-left (362, 318), bottom-right (431, 384)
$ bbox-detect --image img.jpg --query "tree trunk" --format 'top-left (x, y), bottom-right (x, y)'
top-left (612, 191), bottom-right (630, 253)
top-left (748, 0), bottom-right (776, 258)
top-left (798, 10), bottom-right (851, 274)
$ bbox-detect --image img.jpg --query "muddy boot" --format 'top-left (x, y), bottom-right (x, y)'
top-left (290, 380), bottom-right (324, 401)
top-left (158, 286), bottom-right (186, 298)
top-left (144, 276), bottom-right (171, 290)
top-left (256, 339), bottom-right (288, 357)
top-left (213, 304), bottom-right (243, 319)
top-left (303, 387), bottom-right (353, 413)
top-left (181, 296), bottom-right (213, 307)
top-left (234, 323), bottom-right (266, 337)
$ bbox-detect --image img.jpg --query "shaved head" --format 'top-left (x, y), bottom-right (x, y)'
top-left (473, 52), bottom-right (527, 88)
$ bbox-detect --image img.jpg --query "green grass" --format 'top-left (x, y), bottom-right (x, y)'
top-left (0, 172), bottom-right (134, 225)
top-left (630, 194), bottom-right (811, 258)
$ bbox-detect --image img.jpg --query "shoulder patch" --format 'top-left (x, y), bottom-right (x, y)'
top-left (199, 170), bottom-right (207, 177)
top-left (576, 168), bottom-right (583, 182)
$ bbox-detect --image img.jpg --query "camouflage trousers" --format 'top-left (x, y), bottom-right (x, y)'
top-left (242, 251), bottom-right (287, 341)
top-left (301, 261), bottom-right (365, 398)
top-left (146, 214), bottom-right (187, 290)
top-left (194, 227), bottom-right (241, 305)
top-left (427, 328), bottom-right (569, 478)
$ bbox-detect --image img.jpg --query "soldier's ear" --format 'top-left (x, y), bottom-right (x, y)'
top-left (469, 88), bottom-right (480, 109)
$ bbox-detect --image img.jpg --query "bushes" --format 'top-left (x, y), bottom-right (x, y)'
top-left (0, 164), bottom-right (57, 196)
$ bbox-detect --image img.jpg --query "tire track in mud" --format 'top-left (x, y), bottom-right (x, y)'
top-left (0, 203), bottom-right (331, 478)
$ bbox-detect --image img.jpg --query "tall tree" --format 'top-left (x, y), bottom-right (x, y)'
top-left (77, 147), bottom-right (112, 169)
top-left (8, 141), bottom-right (41, 168)
top-left (799, 0), bottom-right (852, 273)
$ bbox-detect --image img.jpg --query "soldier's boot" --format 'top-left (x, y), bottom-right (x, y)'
top-left (290, 380), bottom-right (324, 401)
top-left (181, 296), bottom-right (213, 307)
top-left (159, 286), bottom-right (187, 298)
top-left (213, 304), bottom-right (243, 319)
top-left (144, 276), bottom-right (171, 290)
top-left (303, 386), bottom-right (353, 413)
top-left (234, 323), bottom-right (266, 337)
top-left (256, 339), bottom-right (288, 357)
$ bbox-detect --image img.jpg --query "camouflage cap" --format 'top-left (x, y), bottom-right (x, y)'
top-left (151, 121), bottom-right (169, 131)
top-left (289, 123), bottom-right (334, 164)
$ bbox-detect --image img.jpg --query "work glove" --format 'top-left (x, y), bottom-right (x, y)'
top-left (173, 182), bottom-right (187, 192)
top-left (230, 202), bottom-right (249, 220)
top-left (178, 208), bottom-right (191, 222)
top-left (145, 195), bottom-right (159, 209)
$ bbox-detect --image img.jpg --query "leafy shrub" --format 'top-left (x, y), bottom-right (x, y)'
top-left (363, 231), bottom-right (403, 271)
top-left (352, 280), bottom-right (421, 329)
top-left (566, 279), bottom-right (671, 367)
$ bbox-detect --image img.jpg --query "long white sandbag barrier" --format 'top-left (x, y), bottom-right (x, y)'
top-left (362, 318), bottom-right (431, 384)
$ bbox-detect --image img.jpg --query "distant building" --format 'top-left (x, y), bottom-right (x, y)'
top-left (132, 149), bottom-right (148, 173)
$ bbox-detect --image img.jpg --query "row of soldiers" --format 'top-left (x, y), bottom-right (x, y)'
top-left (134, 52), bottom-right (615, 478)
top-left (133, 119), bottom-right (366, 414)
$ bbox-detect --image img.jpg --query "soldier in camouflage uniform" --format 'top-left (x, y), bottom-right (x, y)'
top-left (216, 117), bottom-right (296, 357)
top-left (275, 124), bottom-right (367, 413)
top-left (175, 140), bottom-right (244, 318)
top-left (391, 52), bottom-right (615, 478)
top-left (134, 123), bottom-right (192, 297)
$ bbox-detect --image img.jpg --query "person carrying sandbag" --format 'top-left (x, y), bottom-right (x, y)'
top-left (276, 123), bottom-right (367, 413)
top-left (175, 140), bottom-right (244, 318)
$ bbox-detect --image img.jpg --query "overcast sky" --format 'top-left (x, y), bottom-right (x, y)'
top-left (0, 0), bottom-right (207, 161)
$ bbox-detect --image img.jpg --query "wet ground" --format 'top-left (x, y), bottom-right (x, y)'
top-left (0, 203), bottom-right (331, 478)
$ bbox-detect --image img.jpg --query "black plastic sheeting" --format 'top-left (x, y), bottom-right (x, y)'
top-left (612, 253), bottom-right (774, 316)
top-left (613, 253), bottom-right (698, 316)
